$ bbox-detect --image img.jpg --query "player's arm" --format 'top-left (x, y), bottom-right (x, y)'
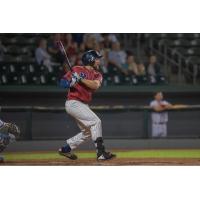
top-left (150, 102), bottom-right (166, 112)
top-left (151, 105), bottom-right (165, 112)
top-left (71, 71), bottom-right (102, 90)
top-left (164, 103), bottom-right (173, 109)
top-left (59, 72), bottom-right (71, 89)
top-left (152, 103), bottom-right (173, 112)
top-left (80, 79), bottom-right (101, 90)
top-left (161, 102), bottom-right (173, 110)
top-left (59, 71), bottom-right (77, 89)
top-left (60, 71), bottom-right (101, 90)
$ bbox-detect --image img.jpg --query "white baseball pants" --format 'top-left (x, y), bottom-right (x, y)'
top-left (152, 123), bottom-right (167, 138)
top-left (65, 100), bottom-right (102, 150)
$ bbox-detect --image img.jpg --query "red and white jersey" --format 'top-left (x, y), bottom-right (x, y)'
top-left (63, 66), bottom-right (103, 103)
top-left (150, 100), bottom-right (170, 123)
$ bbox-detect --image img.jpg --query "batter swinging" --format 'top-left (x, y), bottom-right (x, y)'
top-left (59, 50), bottom-right (116, 160)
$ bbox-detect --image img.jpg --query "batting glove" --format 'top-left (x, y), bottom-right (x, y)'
top-left (72, 72), bottom-right (83, 82)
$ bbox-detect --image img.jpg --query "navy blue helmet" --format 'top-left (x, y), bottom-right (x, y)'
top-left (81, 50), bottom-right (102, 66)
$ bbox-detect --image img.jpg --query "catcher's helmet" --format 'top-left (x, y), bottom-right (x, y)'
top-left (82, 50), bottom-right (102, 66)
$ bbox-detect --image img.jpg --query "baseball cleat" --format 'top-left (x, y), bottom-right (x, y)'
top-left (58, 145), bottom-right (78, 160)
top-left (97, 152), bottom-right (116, 161)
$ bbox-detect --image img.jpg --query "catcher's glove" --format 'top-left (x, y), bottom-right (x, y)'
top-left (0, 122), bottom-right (20, 139)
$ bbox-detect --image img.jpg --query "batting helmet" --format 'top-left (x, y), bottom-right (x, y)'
top-left (82, 50), bottom-right (102, 66)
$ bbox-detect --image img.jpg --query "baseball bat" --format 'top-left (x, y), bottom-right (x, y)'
top-left (57, 40), bottom-right (72, 72)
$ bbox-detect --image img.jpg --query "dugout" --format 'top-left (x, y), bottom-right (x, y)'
top-left (1, 85), bottom-right (200, 140)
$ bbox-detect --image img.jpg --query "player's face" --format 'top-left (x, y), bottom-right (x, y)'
top-left (155, 92), bottom-right (163, 101)
top-left (93, 59), bottom-right (101, 70)
top-left (150, 56), bottom-right (157, 64)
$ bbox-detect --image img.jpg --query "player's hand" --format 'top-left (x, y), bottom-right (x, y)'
top-left (72, 72), bottom-right (83, 82)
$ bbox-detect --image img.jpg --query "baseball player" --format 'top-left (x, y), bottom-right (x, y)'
top-left (150, 92), bottom-right (172, 138)
top-left (58, 50), bottom-right (116, 161)
top-left (0, 119), bottom-right (20, 162)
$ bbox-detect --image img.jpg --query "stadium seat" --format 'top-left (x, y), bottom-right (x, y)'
top-left (187, 48), bottom-right (200, 56)
top-left (186, 56), bottom-right (200, 65)
top-left (26, 73), bottom-right (40, 85)
top-left (0, 74), bottom-right (8, 85)
top-left (7, 45), bottom-right (21, 55)
top-left (2, 55), bottom-right (17, 62)
top-left (190, 39), bottom-right (200, 47)
top-left (17, 55), bottom-right (35, 63)
top-left (130, 75), bottom-right (139, 85)
top-left (178, 33), bottom-right (196, 39)
top-left (124, 76), bottom-right (131, 85)
top-left (154, 33), bottom-right (168, 39)
top-left (15, 36), bottom-right (29, 45)
top-left (158, 39), bottom-right (171, 46)
top-left (2, 36), bottom-right (17, 45)
top-left (113, 75), bottom-right (121, 85)
top-left (20, 74), bottom-right (28, 85)
top-left (193, 33), bottom-right (200, 38)
top-left (165, 33), bottom-right (183, 39)
top-left (156, 75), bottom-right (166, 84)
top-left (102, 76), bottom-right (112, 86)
top-left (21, 46), bottom-right (32, 55)
top-left (45, 74), bottom-right (58, 85)
top-left (169, 39), bottom-right (191, 47)
top-left (107, 65), bottom-right (119, 75)
top-left (25, 37), bottom-right (36, 45)
top-left (172, 47), bottom-right (188, 56)
top-left (137, 75), bottom-right (148, 84)
top-left (0, 64), bottom-right (10, 74)
top-left (5, 73), bottom-right (20, 85)
top-left (39, 75), bottom-right (47, 85)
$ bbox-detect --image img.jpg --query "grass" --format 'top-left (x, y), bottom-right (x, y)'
top-left (3, 149), bottom-right (200, 161)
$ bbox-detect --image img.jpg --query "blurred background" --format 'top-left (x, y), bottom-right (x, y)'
top-left (0, 33), bottom-right (200, 145)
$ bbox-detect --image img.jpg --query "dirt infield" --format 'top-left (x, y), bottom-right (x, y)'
top-left (1, 158), bottom-right (200, 166)
top-left (1, 149), bottom-right (200, 165)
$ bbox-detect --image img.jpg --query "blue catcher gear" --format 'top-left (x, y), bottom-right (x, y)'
top-left (0, 132), bottom-right (11, 152)
top-left (81, 50), bottom-right (102, 66)
top-left (0, 121), bottom-right (19, 162)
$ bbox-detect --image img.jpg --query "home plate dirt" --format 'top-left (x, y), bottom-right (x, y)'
top-left (1, 158), bottom-right (200, 166)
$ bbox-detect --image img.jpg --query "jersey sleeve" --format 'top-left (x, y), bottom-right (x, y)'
top-left (63, 71), bottom-right (72, 80)
top-left (150, 101), bottom-right (156, 107)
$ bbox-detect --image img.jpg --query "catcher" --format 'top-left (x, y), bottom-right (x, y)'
top-left (0, 119), bottom-right (20, 162)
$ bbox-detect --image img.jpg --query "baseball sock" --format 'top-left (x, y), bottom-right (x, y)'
top-left (94, 137), bottom-right (105, 156)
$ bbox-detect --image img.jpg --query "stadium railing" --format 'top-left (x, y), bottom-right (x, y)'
top-left (1, 105), bottom-right (200, 140)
